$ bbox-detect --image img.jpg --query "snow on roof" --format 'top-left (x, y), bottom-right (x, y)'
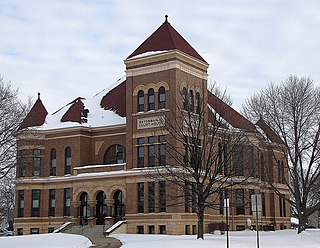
top-left (41, 82), bottom-right (126, 130)
top-left (128, 50), bottom-right (171, 60)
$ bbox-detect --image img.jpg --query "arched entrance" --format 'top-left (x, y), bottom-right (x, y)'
top-left (95, 191), bottom-right (107, 225)
top-left (112, 190), bottom-right (125, 224)
top-left (79, 192), bottom-right (89, 225)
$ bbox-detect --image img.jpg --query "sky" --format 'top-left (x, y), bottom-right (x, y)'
top-left (1, 0), bottom-right (320, 113)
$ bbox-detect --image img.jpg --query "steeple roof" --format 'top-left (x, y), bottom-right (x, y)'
top-left (19, 93), bottom-right (48, 130)
top-left (127, 15), bottom-right (207, 63)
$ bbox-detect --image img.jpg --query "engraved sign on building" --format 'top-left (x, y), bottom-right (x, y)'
top-left (137, 116), bottom-right (165, 129)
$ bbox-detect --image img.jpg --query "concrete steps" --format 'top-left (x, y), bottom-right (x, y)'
top-left (61, 224), bottom-right (121, 247)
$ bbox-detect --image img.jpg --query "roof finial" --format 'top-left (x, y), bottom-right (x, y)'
top-left (37, 92), bottom-right (40, 100)
top-left (165, 15), bottom-right (168, 23)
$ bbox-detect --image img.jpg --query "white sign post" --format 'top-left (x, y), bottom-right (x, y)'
top-left (224, 198), bottom-right (229, 248)
top-left (251, 194), bottom-right (261, 248)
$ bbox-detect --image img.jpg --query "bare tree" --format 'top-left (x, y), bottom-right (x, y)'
top-left (242, 75), bottom-right (320, 233)
top-left (149, 86), bottom-right (252, 239)
top-left (0, 76), bottom-right (29, 178)
top-left (0, 171), bottom-right (15, 228)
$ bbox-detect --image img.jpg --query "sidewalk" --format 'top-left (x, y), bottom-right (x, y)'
top-left (90, 236), bottom-right (122, 248)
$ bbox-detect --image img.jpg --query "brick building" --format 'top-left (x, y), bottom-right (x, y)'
top-left (14, 17), bottom-right (291, 235)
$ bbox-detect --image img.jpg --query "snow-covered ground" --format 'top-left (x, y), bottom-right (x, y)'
top-left (0, 233), bottom-right (92, 248)
top-left (113, 229), bottom-right (320, 248)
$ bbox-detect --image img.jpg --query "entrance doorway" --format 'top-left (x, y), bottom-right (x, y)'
top-left (95, 191), bottom-right (107, 225)
top-left (112, 190), bottom-right (125, 224)
top-left (79, 192), bottom-right (88, 225)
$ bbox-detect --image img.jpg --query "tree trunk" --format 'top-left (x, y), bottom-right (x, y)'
top-left (297, 215), bottom-right (307, 234)
top-left (197, 208), bottom-right (205, 239)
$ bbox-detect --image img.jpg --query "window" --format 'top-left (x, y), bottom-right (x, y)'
top-left (279, 195), bottom-right (286, 217)
top-left (137, 183), bottom-right (144, 213)
top-left (191, 183), bottom-right (196, 213)
top-left (148, 182), bottom-right (155, 213)
top-left (17, 150), bottom-right (27, 177)
top-left (65, 147), bottom-right (71, 175)
top-left (159, 225), bottom-right (166, 234)
top-left (104, 144), bottom-right (125, 164)
top-left (148, 225), bottom-right (155, 234)
top-left (48, 227), bottom-right (54, 233)
top-left (49, 189), bottom-right (55, 217)
top-left (217, 142), bottom-right (223, 174)
top-left (185, 225), bottom-right (190, 235)
top-left (148, 88), bottom-right (155, 111)
top-left (50, 149), bottom-right (56, 176)
top-left (30, 228), bottom-right (39, 235)
top-left (247, 146), bottom-right (254, 177)
top-left (159, 181), bottom-right (166, 212)
top-left (148, 136), bottom-right (155, 167)
top-left (183, 143), bottom-right (188, 164)
top-left (195, 92), bottom-right (200, 114)
top-left (137, 90), bottom-right (144, 112)
top-left (64, 188), bottom-right (71, 216)
top-left (223, 145), bottom-right (228, 176)
top-left (235, 189), bottom-right (244, 215)
top-left (33, 149), bottom-right (41, 177)
top-left (184, 182), bottom-right (190, 213)
top-left (233, 145), bottom-right (243, 176)
top-left (189, 90), bottom-right (194, 112)
top-left (277, 160), bottom-right (286, 183)
top-left (192, 225), bottom-right (197, 235)
top-left (182, 87), bottom-right (188, 110)
top-left (137, 138), bottom-right (144, 168)
top-left (260, 153), bottom-right (265, 181)
top-left (18, 190), bottom-right (24, 217)
top-left (137, 226), bottom-right (144, 234)
top-left (158, 87), bottom-right (166, 109)
top-left (31, 189), bottom-right (40, 217)
top-left (262, 192), bottom-right (266, 216)
top-left (158, 136), bottom-right (166, 166)
top-left (17, 228), bottom-right (23, 235)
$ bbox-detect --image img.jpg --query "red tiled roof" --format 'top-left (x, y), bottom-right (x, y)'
top-left (127, 16), bottom-right (207, 63)
top-left (61, 97), bottom-right (85, 124)
top-left (19, 93), bottom-right (48, 130)
top-left (100, 80), bottom-right (126, 117)
top-left (256, 118), bottom-right (284, 144)
top-left (207, 91), bottom-right (256, 131)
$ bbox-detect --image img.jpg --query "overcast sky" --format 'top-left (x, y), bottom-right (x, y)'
top-left (1, 0), bottom-right (319, 113)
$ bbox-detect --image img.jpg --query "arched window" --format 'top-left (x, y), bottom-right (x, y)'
top-left (137, 90), bottom-right (144, 112)
top-left (158, 87), bottom-right (166, 109)
top-left (50, 148), bottom-right (56, 176)
top-left (104, 144), bottom-right (126, 164)
top-left (148, 88), bottom-right (155, 111)
top-left (182, 87), bottom-right (188, 110)
top-left (64, 147), bottom-right (71, 175)
top-left (189, 90), bottom-right (194, 112)
top-left (195, 92), bottom-right (200, 114)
